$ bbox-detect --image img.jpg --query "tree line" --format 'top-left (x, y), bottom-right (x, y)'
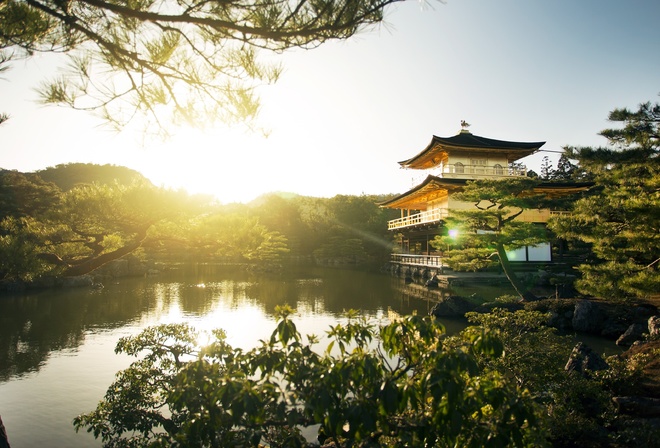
top-left (0, 163), bottom-right (400, 285)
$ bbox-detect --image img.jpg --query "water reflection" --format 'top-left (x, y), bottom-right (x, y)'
top-left (1, 264), bottom-right (519, 447)
top-left (0, 264), bottom-right (463, 382)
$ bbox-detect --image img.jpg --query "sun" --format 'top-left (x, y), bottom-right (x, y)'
top-left (134, 126), bottom-right (282, 204)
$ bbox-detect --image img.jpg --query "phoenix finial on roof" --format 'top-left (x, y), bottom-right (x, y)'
top-left (460, 120), bottom-right (471, 129)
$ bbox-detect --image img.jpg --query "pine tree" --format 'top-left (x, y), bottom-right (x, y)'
top-left (549, 100), bottom-right (660, 301)
top-left (433, 178), bottom-right (554, 301)
top-left (1, 0), bottom-right (406, 134)
top-left (551, 154), bottom-right (578, 180)
top-left (540, 156), bottom-right (555, 180)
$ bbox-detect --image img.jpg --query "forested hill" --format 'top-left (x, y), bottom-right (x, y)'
top-left (35, 163), bottom-right (150, 190)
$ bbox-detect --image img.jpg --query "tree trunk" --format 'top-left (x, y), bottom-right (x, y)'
top-left (62, 227), bottom-right (149, 277)
top-left (495, 242), bottom-right (539, 301)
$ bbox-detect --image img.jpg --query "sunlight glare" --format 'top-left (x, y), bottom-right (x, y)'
top-left (134, 126), bottom-right (282, 203)
top-left (190, 304), bottom-right (273, 350)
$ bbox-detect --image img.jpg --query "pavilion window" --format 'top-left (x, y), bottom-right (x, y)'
top-left (494, 164), bottom-right (503, 175)
top-left (471, 158), bottom-right (487, 174)
top-left (455, 162), bottom-right (464, 173)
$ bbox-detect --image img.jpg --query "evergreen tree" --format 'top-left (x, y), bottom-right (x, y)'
top-left (551, 154), bottom-right (579, 180)
top-left (549, 100), bottom-right (660, 301)
top-left (539, 155), bottom-right (555, 180)
top-left (432, 178), bottom-right (553, 301)
top-left (1, 0), bottom-right (410, 134)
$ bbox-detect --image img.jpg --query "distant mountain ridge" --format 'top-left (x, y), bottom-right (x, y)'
top-left (35, 163), bottom-right (150, 191)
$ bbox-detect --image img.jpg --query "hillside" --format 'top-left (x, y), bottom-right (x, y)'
top-left (36, 163), bottom-right (150, 191)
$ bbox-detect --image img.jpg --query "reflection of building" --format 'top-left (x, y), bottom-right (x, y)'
top-left (380, 127), bottom-right (590, 262)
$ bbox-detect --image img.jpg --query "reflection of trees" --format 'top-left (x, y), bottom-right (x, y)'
top-left (0, 277), bottom-right (166, 380)
top-left (0, 264), bottom-right (445, 381)
top-left (245, 266), bottom-right (410, 317)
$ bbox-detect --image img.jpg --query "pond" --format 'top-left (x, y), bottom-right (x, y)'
top-left (0, 263), bottom-right (615, 447)
top-left (0, 264), bottom-right (478, 447)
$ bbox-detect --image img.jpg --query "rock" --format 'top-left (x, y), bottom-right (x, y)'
top-left (475, 301), bottom-right (524, 313)
top-left (649, 316), bottom-right (660, 338)
top-left (425, 275), bottom-right (440, 288)
top-left (633, 305), bottom-right (658, 321)
top-left (547, 310), bottom-right (572, 333)
top-left (430, 296), bottom-right (476, 317)
top-left (572, 300), bottom-right (604, 333)
top-left (601, 317), bottom-right (631, 339)
top-left (565, 342), bottom-right (609, 374)
top-left (616, 323), bottom-right (648, 347)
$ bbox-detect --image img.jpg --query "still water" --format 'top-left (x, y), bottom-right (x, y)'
top-left (0, 264), bottom-right (475, 447)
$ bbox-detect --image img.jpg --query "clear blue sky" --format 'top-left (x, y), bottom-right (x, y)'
top-left (1, 0), bottom-right (659, 203)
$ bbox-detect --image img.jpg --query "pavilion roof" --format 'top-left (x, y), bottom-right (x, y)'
top-left (379, 176), bottom-right (593, 210)
top-left (399, 130), bottom-right (545, 169)
top-left (378, 176), bottom-right (465, 210)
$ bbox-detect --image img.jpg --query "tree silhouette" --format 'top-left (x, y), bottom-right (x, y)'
top-left (1, 0), bottom-right (411, 134)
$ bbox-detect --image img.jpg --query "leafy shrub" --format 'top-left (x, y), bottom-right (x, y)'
top-left (75, 306), bottom-right (546, 447)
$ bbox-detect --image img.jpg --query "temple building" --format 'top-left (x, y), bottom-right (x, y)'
top-left (380, 125), bottom-right (590, 263)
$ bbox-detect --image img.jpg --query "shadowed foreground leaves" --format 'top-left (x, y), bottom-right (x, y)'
top-left (74, 306), bottom-right (545, 447)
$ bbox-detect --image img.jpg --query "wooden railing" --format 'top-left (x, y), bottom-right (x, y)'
top-left (388, 209), bottom-right (571, 230)
top-left (387, 209), bottom-right (448, 230)
top-left (441, 164), bottom-right (527, 177)
top-left (390, 253), bottom-right (444, 268)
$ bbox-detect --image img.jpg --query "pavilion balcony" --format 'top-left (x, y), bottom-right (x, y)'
top-left (387, 209), bottom-right (570, 230)
top-left (439, 163), bottom-right (528, 178)
top-left (387, 209), bottom-right (448, 230)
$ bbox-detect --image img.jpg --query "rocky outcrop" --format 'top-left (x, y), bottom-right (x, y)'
top-left (565, 342), bottom-right (609, 375)
top-left (430, 296), bottom-right (476, 317)
top-left (648, 316), bottom-right (660, 338)
top-left (572, 300), bottom-right (605, 333)
top-left (617, 323), bottom-right (649, 347)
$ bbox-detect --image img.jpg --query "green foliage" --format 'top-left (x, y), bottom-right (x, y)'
top-left (540, 156), bottom-right (554, 180)
top-left (74, 307), bottom-right (546, 447)
top-left (36, 163), bottom-right (149, 191)
top-left (432, 178), bottom-right (553, 300)
top-left (251, 193), bottom-right (397, 263)
top-left (313, 236), bottom-right (368, 264)
top-left (247, 230), bottom-right (289, 262)
top-left (435, 177), bottom-right (549, 250)
top-left (550, 100), bottom-right (660, 301)
top-left (462, 308), bottom-right (659, 447)
top-left (0, 170), bottom-right (61, 220)
top-left (0, 217), bottom-right (60, 281)
top-left (551, 154), bottom-right (586, 181)
top-left (1, 0), bottom-right (404, 134)
top-left (0, 164), bottom-right (399, 281)
top-left (596, 348), bottom-right (659, 397)
top-left (0, 170), bottom-right (210, 280)
top-left (465, 309), bottom-right (571, 392)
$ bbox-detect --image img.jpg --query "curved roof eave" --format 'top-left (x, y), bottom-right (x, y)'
top-left (379, 178), bottom-right (593, 208)
top-left (398, 132), bottom-right (546, 168)
top-left (378, 175), bottom-right (466, 208)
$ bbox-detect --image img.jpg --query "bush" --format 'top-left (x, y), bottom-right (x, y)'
top-left (74, 307), bottom-right (546, 447)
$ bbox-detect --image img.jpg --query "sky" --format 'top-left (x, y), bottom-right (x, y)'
top-left (1, 0), bottom-right (659, 204)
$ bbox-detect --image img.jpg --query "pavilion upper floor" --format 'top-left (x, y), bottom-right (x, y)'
top-left (380, 176), bottom-right (590, 231)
